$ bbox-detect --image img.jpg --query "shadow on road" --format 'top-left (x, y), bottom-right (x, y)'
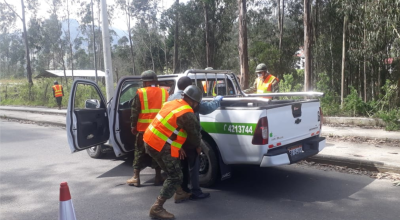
top-left (209, 165), bottom-right (375, 203)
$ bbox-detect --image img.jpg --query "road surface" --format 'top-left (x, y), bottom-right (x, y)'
top-left (0, 120), bottom-right (399, 220)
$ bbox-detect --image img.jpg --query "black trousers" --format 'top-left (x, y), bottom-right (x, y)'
top-left (55, 97), bottom-right (62, 106)
top-left (181, 146), bottom-right (202, 195)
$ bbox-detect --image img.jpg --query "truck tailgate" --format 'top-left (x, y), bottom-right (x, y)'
top-left (266, 101), bottom-right (321, 149)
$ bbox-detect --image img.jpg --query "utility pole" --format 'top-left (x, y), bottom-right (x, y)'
top-left (100, 0), bottom-right (114, 102)
top-left (91, 0), bottom-right (98, 84)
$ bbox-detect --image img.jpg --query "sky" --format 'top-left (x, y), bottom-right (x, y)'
top-left (6, 0), bottom-right (188, 31)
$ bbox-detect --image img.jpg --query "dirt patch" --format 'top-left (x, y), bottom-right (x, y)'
top-left (322, 134), bottom-right (400, 147)
top-left (296, 160), bottom-right (400, 186)
top-left (324, 123), bottom-right (383, 129)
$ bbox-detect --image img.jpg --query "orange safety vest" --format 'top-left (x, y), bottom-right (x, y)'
top-left (52, 85), bottom-right (63, 97)
top-left (143, 99), bottom-right (193, 158)
top-left (256, 74), bottom-right (279, 98)
top-left (202, 81), bottom-right (217, 96)
top-left (137, 87), bottom-right (169, 132)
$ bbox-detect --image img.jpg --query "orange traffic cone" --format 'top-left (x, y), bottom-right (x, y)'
top-left (59, 182), bottom-right (77, 220)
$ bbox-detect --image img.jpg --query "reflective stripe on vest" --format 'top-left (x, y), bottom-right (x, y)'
top-left (53, 85), bottom-right (63, 97)
top-left (256, 75), bottom-right (276, 94)
top-left (137, 87), bottom-right (168, 131)
top-left (143, 99), bottom-right (193, 158)
top-left (203, 81), bottom-right (217, 96)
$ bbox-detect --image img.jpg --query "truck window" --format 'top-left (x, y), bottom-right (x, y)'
top-left (194, 79), bottom-right (235, 97)
top-left (74, 84), bottom-right (102, 109)
top-left (158, 80), bottom-right (176, 96)
top-left (119, 81), bottom-right (142, 109)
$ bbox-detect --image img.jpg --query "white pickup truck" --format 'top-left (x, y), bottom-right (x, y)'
top-left (66, 69), bottom-right (326, 186)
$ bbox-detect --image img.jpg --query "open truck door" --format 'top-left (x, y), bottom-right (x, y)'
top-left (108, 76), bottom-right (142, 157)
top-left (66, 79), bottom-right (110, 154)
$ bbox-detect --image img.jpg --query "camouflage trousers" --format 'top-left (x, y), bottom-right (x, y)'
top-left (145, 143), bottom-right (182, 199)
top-left (133, 133), bottom-right (159, 170)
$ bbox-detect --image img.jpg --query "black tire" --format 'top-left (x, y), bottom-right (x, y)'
top-left (86, 145), bottom-right (104, 158)
top-left (199, 139), bottom-right (219, 187)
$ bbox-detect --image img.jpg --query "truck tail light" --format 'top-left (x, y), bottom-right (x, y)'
top-left (319, 107), bottom-right (323, 130)
top-left (252, 117), bottom-right (269, 145)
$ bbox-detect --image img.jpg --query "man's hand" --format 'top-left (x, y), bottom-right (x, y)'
top-left (180, 149), bottom-right (187, 160)
top-left (196, 147), bottom-right (202, 155)
top-left (131, 127), bottom-right (138, 135)
top-left (214, 95), bottom-right (223, 101)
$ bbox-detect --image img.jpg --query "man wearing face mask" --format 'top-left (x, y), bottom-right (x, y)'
top-left (143, 85), bottom-right (203, 219)
top-left (168, 76), bottom-right (223, 203)
top-left (243, 63), bottom-right (279, 99)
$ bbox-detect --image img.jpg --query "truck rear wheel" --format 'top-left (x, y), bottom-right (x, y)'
top-left (86, 145), bottom-right (103, 158)
top-left (199, 139), bottom-right (219, 187)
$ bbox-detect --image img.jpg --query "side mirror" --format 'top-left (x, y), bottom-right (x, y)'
top-left (85, 99), bottom-right (100, 109)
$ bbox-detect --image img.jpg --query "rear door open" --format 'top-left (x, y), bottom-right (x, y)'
top-left (109, 76), bottom-right (142, 157)
top-left (109, 76), bottom-right (177, 157)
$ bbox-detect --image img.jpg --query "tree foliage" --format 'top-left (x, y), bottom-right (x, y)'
top-left (0, 0), bottom-right (399, 109)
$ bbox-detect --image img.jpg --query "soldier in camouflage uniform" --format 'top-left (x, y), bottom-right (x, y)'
top-left (144, 85), bottom-right (203, 219)
top-left (243, 63), bottom-right (279, 96)
top-left (126, 70), bottom-right (167, 187)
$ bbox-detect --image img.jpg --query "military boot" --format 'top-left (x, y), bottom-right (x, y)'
top-left (174, 187), bottom-right (191, 203)
top-left (149, 196), bottom-right (175, 219)
top-left (126, 169), bottom-right (140, 186)
top-left (154, 168), bottom-right (165, 186)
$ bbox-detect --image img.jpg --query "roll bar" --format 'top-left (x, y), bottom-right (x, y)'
top-left (183, 69), bottom-right (324, 98)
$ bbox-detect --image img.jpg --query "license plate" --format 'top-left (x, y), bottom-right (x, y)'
top-left (288, 145), bottom-right (303, 156)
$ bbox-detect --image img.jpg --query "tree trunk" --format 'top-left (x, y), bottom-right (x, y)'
top-left (340, 14), bottom-right (347, 108)
top-left (128, 25), bottom-right (136, 74)
top-left (21, 0), bottom-right (33, 85)
top-left (173, 0), bottom-right (180, 73)
top-left (115, 67), bottom-right (119, 82)
top-left (67, 0), bottom-right (72, 85)
top-left (303, 0), bottom-right (312, 91)
top-left (371, 64), bottom-right (374, 100)
top-left (238, 0), bottom-right (249, 90)
top-left (330, 25), bottom-right (334, 89)
top-left (279, 0), bottom-right (284, 52)
top-left (203, 2), bottom-right (211, 68)
top-left (278, 0), bottom-right (281, 51)
top-left (358, 61), bottom-right (361, 98)
top-left (278, 0), bottom-right (284, 78)
top-left (363, 28), bottom-right (367, 102)
top-left (91, 0), bottom-right (98, 83)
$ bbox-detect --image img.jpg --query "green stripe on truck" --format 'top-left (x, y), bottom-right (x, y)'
top-left (200, 122), bottom-right (257, 136)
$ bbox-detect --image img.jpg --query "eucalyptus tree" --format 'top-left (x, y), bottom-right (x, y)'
top-left (2, 0), bottom-right (38, 84)
top-left (115, 0), bottom-right (158, 75)
top-left (238, 0), bottom-right (249, 89)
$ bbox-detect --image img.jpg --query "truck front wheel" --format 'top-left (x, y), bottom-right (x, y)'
top-left (199, 139), bottom-right (219, 187)
top-left (86, 145), bottom-right (104, 158)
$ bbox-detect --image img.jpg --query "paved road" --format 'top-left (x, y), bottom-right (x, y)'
top-left (1, 120), bottom-right (399, 220)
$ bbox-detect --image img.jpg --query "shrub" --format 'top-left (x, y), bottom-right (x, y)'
top-left (377, 109), bottom-right (400, 131)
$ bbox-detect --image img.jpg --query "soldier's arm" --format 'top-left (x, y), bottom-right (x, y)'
top-left (198, 99), bottom-right (221, 115)
top-left (271, 78), bottom-right (279, 93)
top-left (130, 94), bottom-right (141, 129)
top-left (243, 81), bottom-right (257, 94)
top-left (176, 112), bottom-right (201, 150)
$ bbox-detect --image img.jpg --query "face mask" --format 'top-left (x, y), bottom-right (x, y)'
top-left (257, 73), bottom-right (263, 78)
